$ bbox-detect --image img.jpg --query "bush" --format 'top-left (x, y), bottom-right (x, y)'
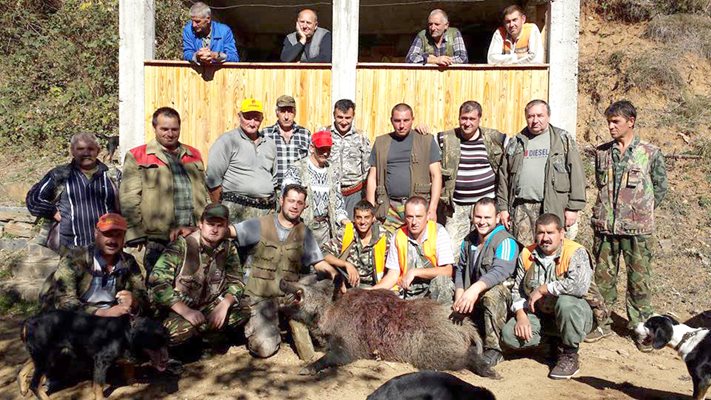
top-left (646, 14), bottom-right (711, 59)
top-left (588, 0), bottom-right (710, 22)
top-left (623, 51), bottom-right (684, 91)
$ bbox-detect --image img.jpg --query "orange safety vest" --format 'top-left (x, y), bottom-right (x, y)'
top-left (499, 23), bottom-right (533, 54)
top-left (341, 222), bottom-right (388, 283)
top-left (520, 239), bottom-right (584, 277)
top-left (394, 220), bottom-right (439, 277)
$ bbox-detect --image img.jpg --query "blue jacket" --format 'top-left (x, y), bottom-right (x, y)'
top-left (182, 21), bottom-right (239, 63)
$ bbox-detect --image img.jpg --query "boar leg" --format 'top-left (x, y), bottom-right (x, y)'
top-left (299, 337), bottom-right (353, 375)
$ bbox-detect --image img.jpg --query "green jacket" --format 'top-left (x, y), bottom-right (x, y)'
top-left (120, 139), bottom-right (210, 242)
top-left (39, 245), bottom-right (148, 315)
top-left (149, 231), bottom-right (245, 308)
top-left (496, 125), bottom-right (587, 224)
top-left (591, 136), bottom-right (667, 235)
top-left (439, 127), bottom-right (506, 208)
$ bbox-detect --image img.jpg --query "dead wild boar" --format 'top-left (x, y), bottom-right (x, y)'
top-left (279, 276), bottom-right (498, 378)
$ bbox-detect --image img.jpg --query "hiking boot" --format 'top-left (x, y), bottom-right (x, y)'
top-left (482, 349), bottom-right (504, 367)
top-left (549, 349), bottom-right (580, 379)
top-left (585, 326), bottom-right (613, 343)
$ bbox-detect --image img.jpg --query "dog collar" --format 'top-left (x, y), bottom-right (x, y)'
top-left (674, 329), bottom-right (703, 351)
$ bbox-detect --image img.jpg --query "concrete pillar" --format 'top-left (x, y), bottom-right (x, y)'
top-left (547, 0), bottom-right (580, 139)
top-left (119, 0), bottom-right (155, 163)
top-left (331, 0), bottom-right (359, 104)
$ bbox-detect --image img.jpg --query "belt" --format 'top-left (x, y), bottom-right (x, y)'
top-left (222, 192), bottom-right (276, 209)
top-left (389, 197), bottom-right (409, 204)
top-left (341, 181), bottom-right (364, 196)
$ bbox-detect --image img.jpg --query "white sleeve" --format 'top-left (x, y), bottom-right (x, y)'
top-left (487, 30), bottom-right (515, 65)
top-left (530, 25), bottom-right (545, 64)
top-left (385, 237), bottom-right (400, 270)
top-left (435, 224), bottom-right (455, 266)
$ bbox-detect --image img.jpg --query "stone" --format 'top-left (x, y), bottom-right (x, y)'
top-left (0, 238), bottom-right (28, 252)
top-left (3, 222), bottom-right (34, 238)
top-left (0, 210), bottom-right (35, 224)
top-left (0, 278), bottom-right (44, 302)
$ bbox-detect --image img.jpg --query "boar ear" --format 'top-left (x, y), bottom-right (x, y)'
top-left (332, 273), bottom-right (345, 301)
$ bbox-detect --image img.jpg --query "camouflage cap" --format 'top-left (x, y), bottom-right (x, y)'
top-left (201, 203), bottom-right (230, 221)
top-left (276, 95), bottom-right (296, 108)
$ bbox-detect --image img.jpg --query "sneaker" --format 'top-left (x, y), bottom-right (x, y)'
top-left (585, 326), bottom-right (613, 343)
top-left (549, 350), bottom-right (579, 379)
top-left (482, 349), bottom-right (504, 367)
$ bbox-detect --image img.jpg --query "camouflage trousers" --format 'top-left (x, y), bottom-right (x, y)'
top-left (502, 295), bottom-right (593, 350)
top-left (222, 200), bottom-right (273, 225)
top-left (382, 201), bottom-right (406, 234)
top-left (511, 201), bottom-right (577, 245)
top-left (309, 218), bottom-right (332, 250)
top-left (444, 203), bottom-right (474, 263)
top-left (162, 299), bottom-right (249, 346)
top-left (593, 233), bottom-right (654, 330)
top-left (125, 239), bottom-right (168, 281)
top-left (403, 275), bottom-right (455, 306)
top-left (471, 283), bottom-right (512, 353)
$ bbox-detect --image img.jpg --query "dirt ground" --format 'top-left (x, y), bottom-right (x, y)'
top-left (0, 314), bottom-right (701, 400)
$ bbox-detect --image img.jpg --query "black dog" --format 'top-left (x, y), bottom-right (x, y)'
top-left (635, 315), bottom-right (711, 400)
top-left (95, 133), bottom-right (119, 163)
top-left (21, 310), bottom-right (169, 400)
top-left (367, 371), bottom-right (496, 400)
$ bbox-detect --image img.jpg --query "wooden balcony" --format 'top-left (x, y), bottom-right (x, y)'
top-left (144, 61), bottom-right (549, 160)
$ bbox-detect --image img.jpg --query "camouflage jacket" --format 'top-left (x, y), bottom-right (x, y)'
top-left (591, 135), bottom-right (668, 235)
top-left (322, 222), bottom-right (391, 287)
top-left (149, 233), bottom-right (245, 308)
top-left (39, 245), bottom-right (148, 315)
top-left (318, 124), bottom-right (371, 187)
top-left (496, 125), bottom-right (587, 224)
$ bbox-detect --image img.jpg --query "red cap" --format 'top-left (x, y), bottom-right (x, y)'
top-left (311, 130), bottom-right (333, 148)
top-left (96, 213), bottom-right (128, 232)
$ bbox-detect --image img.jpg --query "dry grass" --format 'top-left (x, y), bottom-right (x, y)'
top-left (646, 14), bottom-right (711, 59)
top-left (587, 0), bottom-right (711, 22)
top-left (619, 51), bottom-right (684, 92)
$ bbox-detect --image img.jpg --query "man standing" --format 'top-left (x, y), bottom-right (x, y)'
top-left (406, 9), bottom-right (468, 66)
top-left (207, 98), bottom-right (278, 223)
top-left (376, 196), bottom-right (455, 305)
top-left (149, 204), bottom-right (247, 347)
top-left (183, 2), bottom-right (239, 64)
top-left (121, 107), bottom-right (210, 275)
top-left (317, 99), bottom-right (371, 218)
top-left (232, 184), bottom-right (337, 358)
top-left (282, 130), bottom-right (349, 246)
top-left (323, 200), bottom-right (390, 288)
top-left (27, 133), bottom-right (119, 251)
top-left (261, 95), bottom-right (312, 190)
top-left (589, 100), bottom-right (668, 348)
top-left (366, 103), bottom-right (442, 233)
top-left (438, 100), bottom-right (507, 255)
top-left (487, 5), bottom-right (544, 65)
top-left (452, 198), bottom-right (519, 368)
top-left (502, 214), bottom-right (594, 380)
top-left (280, 9), bottom-right (332, 63)
top-left (497, 99), bottom-right (586, 245)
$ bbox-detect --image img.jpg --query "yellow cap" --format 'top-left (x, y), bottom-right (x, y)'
top-left (240, 98), bottom-right (263, 114)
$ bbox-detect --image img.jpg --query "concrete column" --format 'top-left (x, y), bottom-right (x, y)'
top-left (119, 0), bottom-right (155, 163)
top-left (547, 0), bottom-right (580, 139)
top-left (331, 0), bottom-right (359, 104)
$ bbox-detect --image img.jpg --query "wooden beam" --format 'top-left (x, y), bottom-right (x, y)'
top-left (331, 0), bottom-right (359, 105)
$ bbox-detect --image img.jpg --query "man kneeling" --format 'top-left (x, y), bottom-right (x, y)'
top-left (502, 213), bottom-right (593, 379)
top-left (149, 204), bottom-right (247, 349)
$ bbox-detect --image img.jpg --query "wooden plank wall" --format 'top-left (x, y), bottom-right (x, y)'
top-left (144, 62), bottom-right (549, 162)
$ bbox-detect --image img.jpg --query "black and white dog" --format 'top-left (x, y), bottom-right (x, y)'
top-left (367, 371), bottom-right (496, 400)
top-left (635, 315), bottom-right (711, 400)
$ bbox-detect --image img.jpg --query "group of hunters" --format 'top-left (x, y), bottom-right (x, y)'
top-left (17, 1), bottom-right (669, 391)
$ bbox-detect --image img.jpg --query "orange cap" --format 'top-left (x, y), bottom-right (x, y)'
top-left (96, 213), bottom-right (128, 232)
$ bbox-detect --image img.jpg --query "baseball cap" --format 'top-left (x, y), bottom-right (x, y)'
top-left (240, 98), bottom-right (263, 114)
top-left (311, 130), bottom-right (333, 148)
top-left (276, 95), bottom-right (296, 108)
top-left (201, 203), bottom-right (230, 221)
top-left (96, 213), bottom-right (128, 232)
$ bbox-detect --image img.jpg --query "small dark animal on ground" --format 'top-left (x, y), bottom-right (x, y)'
top-left (367, 371), bottom-right (497, 400)
top-left (95, 133), bottom-right (119, 163)
top-left (635, 315), bottom-right (711, 400)
top-left (21, 310), bottom-right (169, 400)
top-left (279, 276), bottom-right (498, 378)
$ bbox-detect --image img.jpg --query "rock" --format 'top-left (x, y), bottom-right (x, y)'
top-left (0, 238), bottom-right (28, 252)
top-left (3, 222), bottom-right (34, 238)
top-left (12, 251), bottom-right (60, 281)
top-left (0, 210), bottom-right (34, 224)
top-left (0, 278), bottom-right (44, 302)
top-left (0, 226), bottom-right (3, 237)
top-left (616, 349), bottom-right (629, 357)
top-left (658, 239), bottom-right (673, 253)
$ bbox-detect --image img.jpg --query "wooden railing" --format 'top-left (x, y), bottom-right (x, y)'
top-left (144, 61), bottom-right (549, 160)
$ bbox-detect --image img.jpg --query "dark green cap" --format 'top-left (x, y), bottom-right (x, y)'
top-left (201, 203), bottom-right (230, 221)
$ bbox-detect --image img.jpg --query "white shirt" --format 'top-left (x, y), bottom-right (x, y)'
top-left (385, 223), bottom-right (455, 270)
top-left (487, 24), bottom-right (545, 65)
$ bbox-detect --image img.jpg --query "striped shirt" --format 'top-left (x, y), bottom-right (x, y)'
top-left (261, 122), bottom-right (312, 187)
top-left (438, 131), bottom-right (496, 205)
top-left (26, 162), bottom-right (118, 248)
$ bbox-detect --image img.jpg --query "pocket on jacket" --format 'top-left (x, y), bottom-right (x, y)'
top-left (552, 157), bottom-right (571, 192)
top-left (143, 166), bottom-right (160, 189)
